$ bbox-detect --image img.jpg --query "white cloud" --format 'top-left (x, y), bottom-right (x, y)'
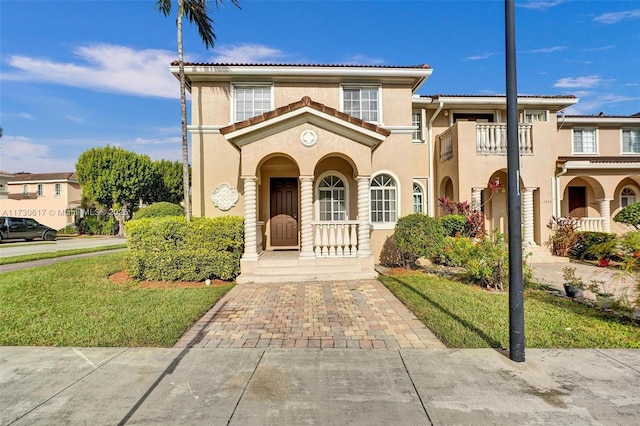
top-left (0, 136), bottom-right (76, 173)
top-left (518, 1), bottom-right (564, 10)
top-left (564, 93), bottom-right (640, 115)
top-left (133, 136), bottom-right (181, 146)
top-left (582, 45), bottom-right (615, 52)
top-left (594, 9), bottom-right (640, 24)
top-left (18, 112), bottom-right (34, 119)
top-left (340, 55), bottom-right (386, 66)
top-left (464, 52), bottom-right (498, 61)
top-left (554, 75), bottom-right (602, 88)
top-left (211, 44), bottom-right (286, 63)
top-left (2, 44), bottom-right (178, 99)
top-left (523, 46), bottom-right (567, 54)
top-left (65, 115), bottom-right (85, 123)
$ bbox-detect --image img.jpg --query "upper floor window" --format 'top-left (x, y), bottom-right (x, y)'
top-left (37, 184), bottom-right (44, 196)
top-left (233, 84), bottom-right (272, 122)
top-left (23, 184), bottom-right (29, 196)
top-left (413, 182), bottom-right (424, 213)
top-left (412, 110), bottom-right (423, 142)
top-left (621, 187), bottom-right (637, 208)
top-left (342, 86), bottom-right (380, 123)
top-left (622, 129), bottom-right (640, 154)
top-left (317, 175), bottom-right (347, 221)
top-left (572, 128), bottom-right (598, 154)
top-left (523, 110), bottom-right (547, 123)
top-left (54, 183), bottom-right (61, 196)
top-left (371, 173), bottom-right (397, 223)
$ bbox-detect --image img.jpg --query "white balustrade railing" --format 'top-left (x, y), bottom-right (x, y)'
top-left (576, 218), bottom-right (605, 232)
top-left (475, 123), bottom-right (533, 155)
top-left (439, 128), bottom-right (453, 162)
top-left (312, 221), bottom-right (359, 257)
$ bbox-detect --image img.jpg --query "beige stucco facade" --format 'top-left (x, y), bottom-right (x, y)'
top-left (1, 173), bottom-right (82, 230)
top-left (177, 63), bottom-right (640, 278)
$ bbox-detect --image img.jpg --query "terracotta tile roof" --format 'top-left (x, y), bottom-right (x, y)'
top-left (9, 172), bottom-right (77, 182)
top-left (558, 156), bottom-right (640, 163)
top-left (173, 61), bottom-right (431, 69)
top-left (220, 96), bottom-right (391, 137)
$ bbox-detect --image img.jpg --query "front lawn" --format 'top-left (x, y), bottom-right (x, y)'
top-left (380, 271), bottom-right (640, 348)
top-left (0, 252), bottom-right (234, 347)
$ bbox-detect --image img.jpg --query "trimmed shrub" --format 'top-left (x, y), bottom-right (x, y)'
top-left (569, 231), bottom-right (616, 260)
top-left (435, 236), bottom-right (476, 267)
top-left (79, 214), bottom-right (118, 235)
top-left (133, 202), bottom-right (184, 220)
top-left (465, 233), bottom-right (509, 291)
top-left (125, 216), bottom-right (244, 281)
top-left (614, 202), bottom-right (640, 230)
top-left (439, 215), bottom-right (467, 237)
top-left (393, 214), bottom-right (445, 266)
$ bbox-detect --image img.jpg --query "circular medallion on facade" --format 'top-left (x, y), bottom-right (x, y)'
top-left (210, 183), bottom-right (239, 211)
top-left (300, 129), bottom-right (318, 147)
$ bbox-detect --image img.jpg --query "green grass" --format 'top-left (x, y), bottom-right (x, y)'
top-left (0, 244), bottom-right (128, 265)
top-left (0, 252), bottom-right (234, 347)
top-left (380, 271), bottom-right (640, 349)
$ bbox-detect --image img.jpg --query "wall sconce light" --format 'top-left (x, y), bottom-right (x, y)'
top-left (443, 110), bottom-right (449, 116)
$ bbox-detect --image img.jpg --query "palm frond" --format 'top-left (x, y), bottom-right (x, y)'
top-left (183, 0), bottom-right (216, 49)
top-left (154, 0), bottom-right (172, 16)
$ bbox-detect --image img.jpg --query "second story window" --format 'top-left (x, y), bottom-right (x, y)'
top-left (233, 84), bottom-right (272, 122)
top-left (343, 86), bottom-right (380, 123)
top-left (412, 110), bottom-right (423, 142)
top-left (54, 183), bottom-right (61, 196)
top-left (622, 129), bottom-right (640, 154)
top-left (572, 128), bottom-right (597, 154)
top-left (523, 110), bottom-right (547, 123)
top-left (23, 184), bottom-right (29, 196)
top-left (37, 184), bottom-right (44, 196)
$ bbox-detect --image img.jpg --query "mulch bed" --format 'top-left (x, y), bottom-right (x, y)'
top-left (108, 269), bottom-right (230, 289)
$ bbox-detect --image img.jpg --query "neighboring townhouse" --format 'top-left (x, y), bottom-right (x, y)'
top-left (0, 170), bottom-right (13, 199)
top-left (174, 62), bottom-right (639, 281)
top-left (2, 172), bottom-right (82, 230)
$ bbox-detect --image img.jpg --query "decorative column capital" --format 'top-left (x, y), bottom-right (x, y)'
top-left (523, 187), bottom-right (538, 193)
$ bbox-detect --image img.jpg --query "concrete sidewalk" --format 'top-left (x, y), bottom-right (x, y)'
top-left (2, 347), bottom-right (639, 425)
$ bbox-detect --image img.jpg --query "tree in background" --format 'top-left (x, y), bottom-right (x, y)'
top-left (155, 0), bottom-right (241, 221)
top-left (148, 159), bottom-right (186, 205)
top-left (76, 146), bottom-right (155, 236)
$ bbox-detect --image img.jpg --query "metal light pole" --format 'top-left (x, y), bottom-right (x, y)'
top-left (505, 0), bottom-right (525, 362)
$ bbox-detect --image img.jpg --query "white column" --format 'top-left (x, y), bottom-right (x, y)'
top-left (522, 187), bottom-right (536, 246)
top-left (471, 187), bottom-right (483, 211)
top-left (598, 198), bottom-right (612, 232)
top-left (357, 176), bottom-right (372, 257)
top-left (299, 176), bottom-right (315, 258)
top-left (242, 176), bottom-right (259, 260)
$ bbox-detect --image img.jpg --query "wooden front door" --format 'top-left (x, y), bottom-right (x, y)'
top-left (270, 178), bottom-right (298, 246)
top-left (568, 186), bottom-right (587, 217)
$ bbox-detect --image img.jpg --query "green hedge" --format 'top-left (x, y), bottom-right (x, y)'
top-left (393, 214), bottom-right (445, 265)
top-left (569, 231), bottom-right (616, 260)
top-left (125, 216), bottom-right (244, 281)
top-left (133, 202), bottom-right (184, 220)
top-left (439, 214), bottom-right (468, 237)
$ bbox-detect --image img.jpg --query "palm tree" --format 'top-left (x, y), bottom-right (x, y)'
top-left (156, 0), bottom-right (240, 220)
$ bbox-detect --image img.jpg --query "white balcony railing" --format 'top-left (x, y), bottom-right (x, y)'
top-left (476, 123), bottom-right (533, 155)
top-left (576, 218), bottom-right (605, 232)
top-left (312, 221), bottom-right (359, 257)
top-left (439, 128), bottom-right (453, 162)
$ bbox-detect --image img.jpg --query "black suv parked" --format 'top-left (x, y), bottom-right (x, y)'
top-left (0, 217), bottom-right (57, 242)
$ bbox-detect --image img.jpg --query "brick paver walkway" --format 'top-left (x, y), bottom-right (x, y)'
top-left (175, 280), bottom-right (445, 349)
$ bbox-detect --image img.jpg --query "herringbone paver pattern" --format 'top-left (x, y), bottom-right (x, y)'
top-left (175, 280), bottom-right (444, 349)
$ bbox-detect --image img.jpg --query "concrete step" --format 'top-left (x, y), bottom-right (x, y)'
top-left (236, 270), bottom-right (378, 284)
top-left (525, 246), bottom-right (570, 264)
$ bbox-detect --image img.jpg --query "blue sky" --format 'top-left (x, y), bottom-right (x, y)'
top-left (1, 0), bottom-right (639, 173)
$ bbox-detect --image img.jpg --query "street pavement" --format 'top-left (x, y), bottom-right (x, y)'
top-left (2, 347), bottom-right (639, 425)
top-left (0, 236), bottom-right (126, 257)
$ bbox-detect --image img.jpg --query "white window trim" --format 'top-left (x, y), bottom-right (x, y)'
top-left (23, 184), bottom-right (29, 196)
top-left (230, 82), bottom-right (274, 124)
top-left (523, 109), bottom-right (548, 123)
top-left (620, 185), bottom-right (638, 209)
top-left (37, 183), bottom-right (44, 197)
top-left (620, 128), bottom-right (640, 155)
top-left (412, 180), bottom-right (426, 214)
top-left (369, 170), bottom-right (401, 229)
top-left (571, 127), bottom-right (599, 155)
top-left (54, 183), bottom-right (62, 196)
top-left (412, 109), bottom-right (425, 143)
top-left (340, 83), bottom-right (383, 125)
top-left (314, 170), bottom-right (350, 222)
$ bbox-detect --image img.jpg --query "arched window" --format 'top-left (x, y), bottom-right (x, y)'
top-left (621, 187), bottom-right (637, 208)
top-left (371, 174), bottom-right (397, 223)
top-left (413, 182), bottom-right (424, 213)
top-left (318, 175), bottom-right (346, 221)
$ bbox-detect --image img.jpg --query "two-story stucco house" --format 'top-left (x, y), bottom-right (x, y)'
top-left (2, 172), bottom-right (82, 230)
top-left (174, 62), bottom-right (640, 282)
